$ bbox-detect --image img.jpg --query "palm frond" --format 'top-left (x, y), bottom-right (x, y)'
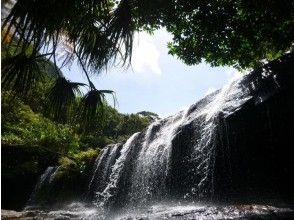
top-left (78, 89), bottom-right (116, 131)
top-left (1, 52), bottom-right (45, 95)
top-left (74, 23), bottom-right (113, 73)
top-left (1, 0), bottom-right (120, 73)
top-left (98, 89), bottom-right (118, 107)
top-left (107, 0), bottom-right (135, 66)
top-left (2, 0), bottom-right (134, 129)
top-left (46, 77), bottom-right (85, 123)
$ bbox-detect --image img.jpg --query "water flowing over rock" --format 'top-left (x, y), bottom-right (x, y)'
top-left (88, 79), bottom-right (250, 210)
top-left (26, 53), bottom-right (294, 218)
top-left (27, 166), bottom-right (58, 207)
top-left (84, 53), bottom-right (294, 213)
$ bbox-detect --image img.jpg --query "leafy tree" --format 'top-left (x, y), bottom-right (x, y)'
top-left (162, 0), bottom-right (294, 69)
top-left (132, 0), bottom-right (294, 69)
top-left (116, 113), bottom-right (149, 136)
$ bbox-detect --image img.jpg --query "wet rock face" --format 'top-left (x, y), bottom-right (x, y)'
top-left (212, 55), bottom-right (294, 203)
top-left (1, 144), bottom-right (59, 210)
top-left (85, 53), bottom-right (294, 210)
top-left (161, 54), bottom-right (294, 203)
top-left (213, 90), bottom-right (294, 203)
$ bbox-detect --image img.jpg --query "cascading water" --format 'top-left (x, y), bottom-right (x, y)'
top-left (186, 78), bottom-right (252, 198)
top-left (27, 166), bottom-right (57, 207)
top-left (95, 133), bottom-right (140, 210)
top-left (87, 143), bottom-right (123, 201)
top-left (87, 79), bottom-right (253, 210)
top-left (129, 109), bottom-right (189, 206)
top-left (86, 54), bottom-right (293, 213)
top-left (27, 54), bottom-right (294, 219)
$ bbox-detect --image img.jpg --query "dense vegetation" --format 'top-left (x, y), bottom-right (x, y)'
top-left (2, 80), bottom-right (158, 170)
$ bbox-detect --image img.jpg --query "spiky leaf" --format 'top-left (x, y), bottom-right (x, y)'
top-left (46, 77), bottom-right (85, 123)
top-left (1, 52), bottom-right (45, 95)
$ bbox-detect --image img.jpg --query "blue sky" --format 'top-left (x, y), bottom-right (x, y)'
top-left (63, 29), bottom-right (239, 118)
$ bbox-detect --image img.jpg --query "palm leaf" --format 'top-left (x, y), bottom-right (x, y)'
top-left (107, 0), bottom-right (135, 66)
top-left (2, 0), bottom-right (119, 73)
top-left (74, 21), bottom-right (114, 73)
top-left (98, 89), bottom-right (117, 107)
top-left (1, 52), bottom-right (45, 95)
top-left (46, 77), bottom-right (85, 123)
top-left (78, 89), bottom-right (116, 131)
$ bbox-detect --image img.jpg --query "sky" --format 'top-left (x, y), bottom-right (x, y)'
top-left (62, 29), bottom-right (240, 118)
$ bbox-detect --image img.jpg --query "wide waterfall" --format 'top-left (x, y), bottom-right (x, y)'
top-left (86, 76), bottom-right (254, 211)
top-left (84, 54), bottom-right (293, 212)
top-left (27, 54), bottom-right (294, 219)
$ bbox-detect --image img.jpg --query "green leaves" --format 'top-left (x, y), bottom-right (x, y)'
top-left (107, 0), bottom-right (135, 65)
top-left (3, 0), bottom-right (293, 75)
top-left (2, 0), bottom-right (137, 74)
top-left (1, 94), bottom-right (79, 154)
top-left (42, 75), bottom-right (117, 132)
top-left (162, 0), bottom-right (294, 69)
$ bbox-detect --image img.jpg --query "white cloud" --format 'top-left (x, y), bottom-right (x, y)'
top-left (131, 32), bottom-right (162, 75)
top-left (205, 87), bottom-right (217, 96)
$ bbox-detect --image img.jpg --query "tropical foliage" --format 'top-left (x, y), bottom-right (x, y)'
top-left (2, 1), bottom-right (293, 118)
top-left (1, 49), bottom-right (158, 186)
top-left (2, 91), bottom-right (79, 153)
top-left (2, 90), bottom-right (157, 154)
top-left (1, 82), bottom-right (158, 194)
top-left (1, 0), bottom-right (133, 122)
top-left (2, 0), bottom-right (293, 74)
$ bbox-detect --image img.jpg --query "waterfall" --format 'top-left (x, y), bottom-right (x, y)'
top-left (30, 53), bottom-right (294, 215)
top-left (87, 144), bottom-right (122, 200)
top-left (86, 76), bottom-right (255, 211)
top-left (129, 109), bottom-right (189, 206)
top-left (186, 78), bottom-right (252, 198)
top-left (27, 166), bottom-right (57, 207)
top-left (95, 133), bottom-right (140, 209)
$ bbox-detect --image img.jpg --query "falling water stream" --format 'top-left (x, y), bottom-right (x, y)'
top-left (25, 55), bottom-right (294, 219)
top-left (26, 166), bottom-right (58, 208)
